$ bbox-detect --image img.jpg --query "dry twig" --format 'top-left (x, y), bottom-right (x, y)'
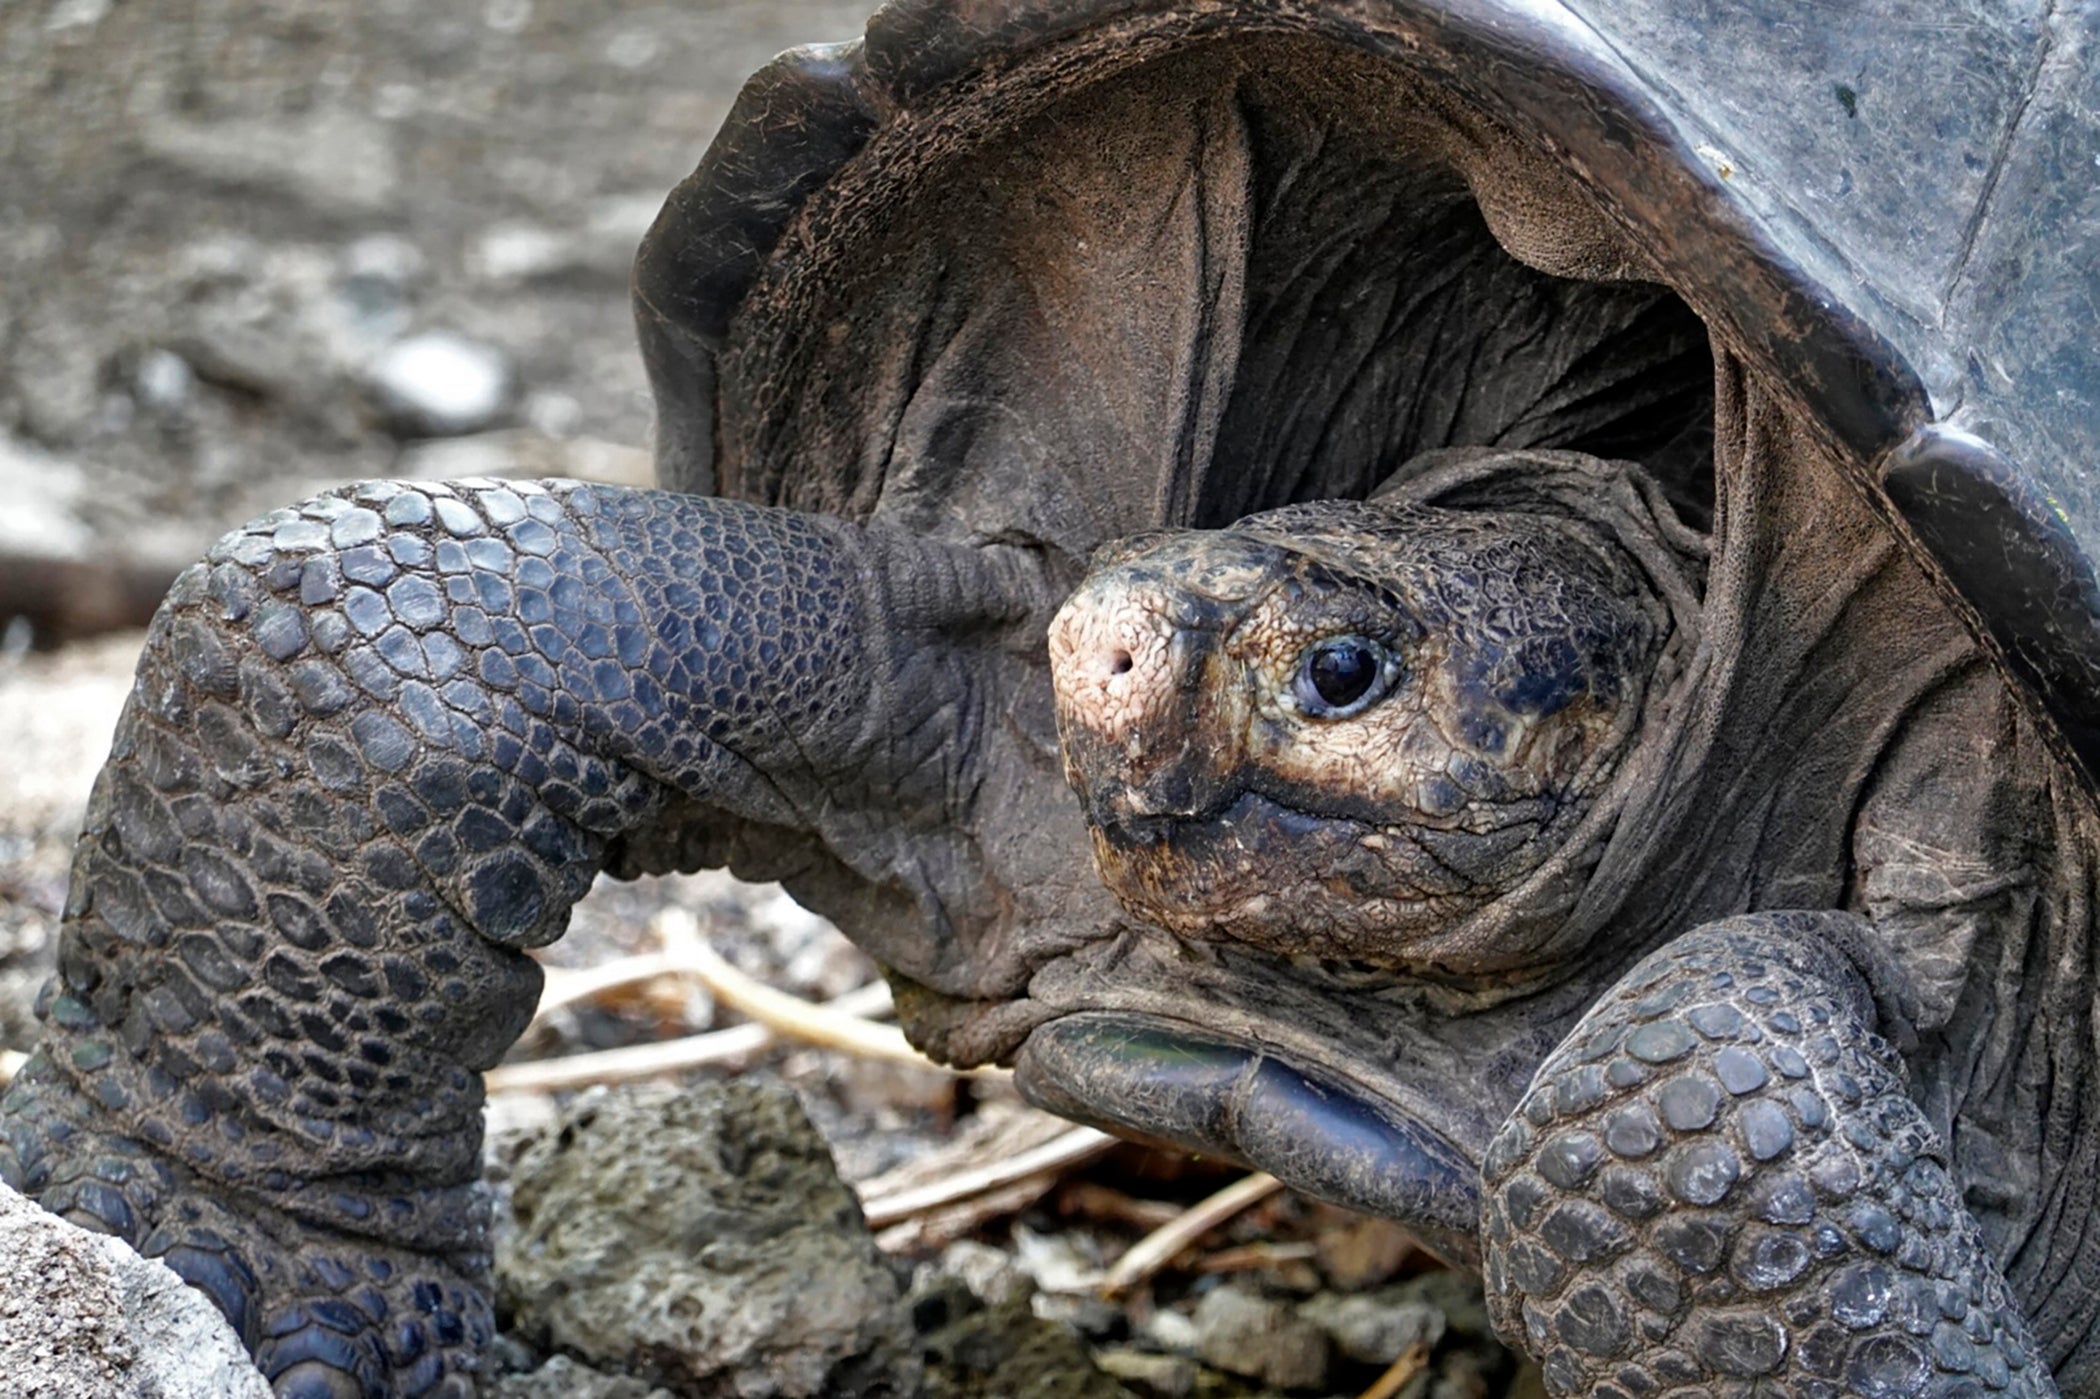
top-left (653, 909), bottom-right (1005, 1077)
top-left (1356, 1340), bottom-right (1433, 1399)
top-left (531, 949), bottom-right (726, 1023)
top-left (488, 904), bottom-right (1006, 1092)
top-left (1191, 1240), bottom-right (1320, 1274)
top-left (1056, 1180), bottom-right (1187, 1231)
top-left (862, 1124), bottom-right (1114, 1229)
top-left (483, 981), bottom-right (892, 1094)
top-left (1100, 1171), bottom-right (1285, 1296)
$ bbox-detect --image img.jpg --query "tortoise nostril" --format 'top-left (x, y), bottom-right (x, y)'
top-left (1110, 649), bottom-right (1133, 676)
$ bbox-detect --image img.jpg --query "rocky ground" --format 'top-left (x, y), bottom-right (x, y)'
top-left (0, 2), bottom-right (1534, 1395)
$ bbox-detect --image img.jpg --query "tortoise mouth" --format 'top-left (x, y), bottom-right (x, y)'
top-left (946, 922), bottom-right (1599, 1258)
top-left (1013, 1009), bottom-right (1485, 1267)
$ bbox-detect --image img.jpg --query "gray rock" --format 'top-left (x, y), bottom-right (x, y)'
top-left (1092, 1347), bottom-right (1199, 1396)
top-left (938, 1239), bottom-right (1033, 1308)
top-left (496, 1081), bottom-right (921, 1398)
top-left (0, 434), bottom-right (91, 558)
top-left (1298, 1288), bottom-right (1447, 1365)
top-left (1190, 1282), bottom-right (1332, 1391)
top-left (366, 330), bottom-right (513, 437)
top-left (487, 1353), bottom-right (675, 1399)
top-left (0, 1179), bottom-right (270, 1398)
top-left (133, 351), bottom-right (195, 412)
top-left (1029, 1291), bottom-right (1125, 1339)
top-left (1136, 1305), bottom-right (1199, 1356)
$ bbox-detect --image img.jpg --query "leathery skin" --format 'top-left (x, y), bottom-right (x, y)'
top-left (1482, 914), bottom-right (2053, 1398)
top-left (0, 478), bottom-right (912, 1396)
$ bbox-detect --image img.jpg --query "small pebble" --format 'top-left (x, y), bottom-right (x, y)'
top-left (1300, 1288), bottom-right (1447, 1364)
top-left (1092, 1346), bottom-right (1198, 1396)
top-left (1191, 1283), bottom-right (1331, 1390)
top-left (366, 330), bottom-right (512, 437)
top-left (941, 1239), bottom-right (1032, 1308)
top-left (135, 349), bottom-right (194, 409)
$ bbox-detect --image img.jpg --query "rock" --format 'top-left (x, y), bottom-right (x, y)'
top-left (939, 1239), bottom-right (1033, 1308)
top-left (471, 223), bottom-right (579, 284)
top-left (1298, 1288), bottom-right (1446, 1365)
top-left (167, 239), bottom-right (378, 437)
top-left (133, 350), bottom-right (195, 412)
top-left (336, 238), bottom-right (424, 350)
top-left (366, 331), bottom-right (513, 437)
top-left (0, 434), bottom-right (91, 559)
top-left (44, 0), bottom-right (112, 32)
top-left (138, 108), bottom-right (400, 215)
top-left (1091, 1346), bottom-right (1199, 1396)
top-left (1029, 1291), bottom-right (1126, 1341)
top-left (1009, 1221), bottom-right (1103, 1295)
top-left (487, 1353), bottom-right (675, 1399)
top-left (496, 1081), bottom-right (921, 1398)
top-left (1190, 1282), bottom-right (1332, 1391)
top-left (466, 196), bottom-right (661, 289)
top-left (340, 234), bottom-right (427, 293)
top-left (0, 1179), bottom-right (270, 1398)
top-left (917, 1298), bottom-right (1140, 1399)
top-left (1136, 1306), bottom-right (1200, 1357)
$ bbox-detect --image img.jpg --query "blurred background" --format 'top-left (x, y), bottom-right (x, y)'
top-left (0, 0), bottom-right (871, 625)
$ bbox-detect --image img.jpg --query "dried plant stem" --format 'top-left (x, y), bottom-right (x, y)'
top-left (1356, 1340), bottom-right (1433, 1399)
top-left (488, 905), bottom-right (1009, 1092)
top-left (1100, 1171), bottom-right (1285, 1296)
top-left (654, 911), bottom-right (997, 1075)
top-left (861, 1125), bottom-right (1115, 1229)
top-left (483, 980), bottom-right (893, 1094)
top-left (532, 949), bottom-right (719, 1022)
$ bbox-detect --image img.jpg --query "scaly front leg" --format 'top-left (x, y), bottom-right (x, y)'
top-left (1482, 912), bottom-right (2053, 1397)
top-left (0, 479), bottom-right (1048, 1396)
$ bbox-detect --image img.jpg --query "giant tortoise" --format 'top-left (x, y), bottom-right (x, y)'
top-left (5, 1), bottom-right (2099, 1395)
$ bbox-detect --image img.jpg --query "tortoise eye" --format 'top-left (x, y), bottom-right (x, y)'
top-left (1293, 636), bottom-right (1397, 717)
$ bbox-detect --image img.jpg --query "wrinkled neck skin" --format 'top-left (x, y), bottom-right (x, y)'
top-left (1005, 360), bottom-right (2097, 1306)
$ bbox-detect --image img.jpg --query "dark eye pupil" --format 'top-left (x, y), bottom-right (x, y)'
top-left (1309, 639), bottom-right (1380, 709)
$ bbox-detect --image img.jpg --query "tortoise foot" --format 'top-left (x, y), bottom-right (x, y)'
top-left (2, 1049), bottom-right (489, 1398)
top-left (1482, 912), bottom-right (2056, 1398)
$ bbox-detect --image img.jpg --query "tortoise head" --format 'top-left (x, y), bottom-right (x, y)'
top-left (1049, 500), bottom-right (1657, 973)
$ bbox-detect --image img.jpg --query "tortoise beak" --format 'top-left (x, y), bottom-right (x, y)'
top-left (1048, 561), bottom-right (1250, 834)
top-left (1014, 1011), bottom-right (1485, 1269)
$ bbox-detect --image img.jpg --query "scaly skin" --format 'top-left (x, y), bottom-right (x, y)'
top-left (1482, 915), bottom-right (2050, 1397)
top-left (0, 477), bottom-right (1038, 1396)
